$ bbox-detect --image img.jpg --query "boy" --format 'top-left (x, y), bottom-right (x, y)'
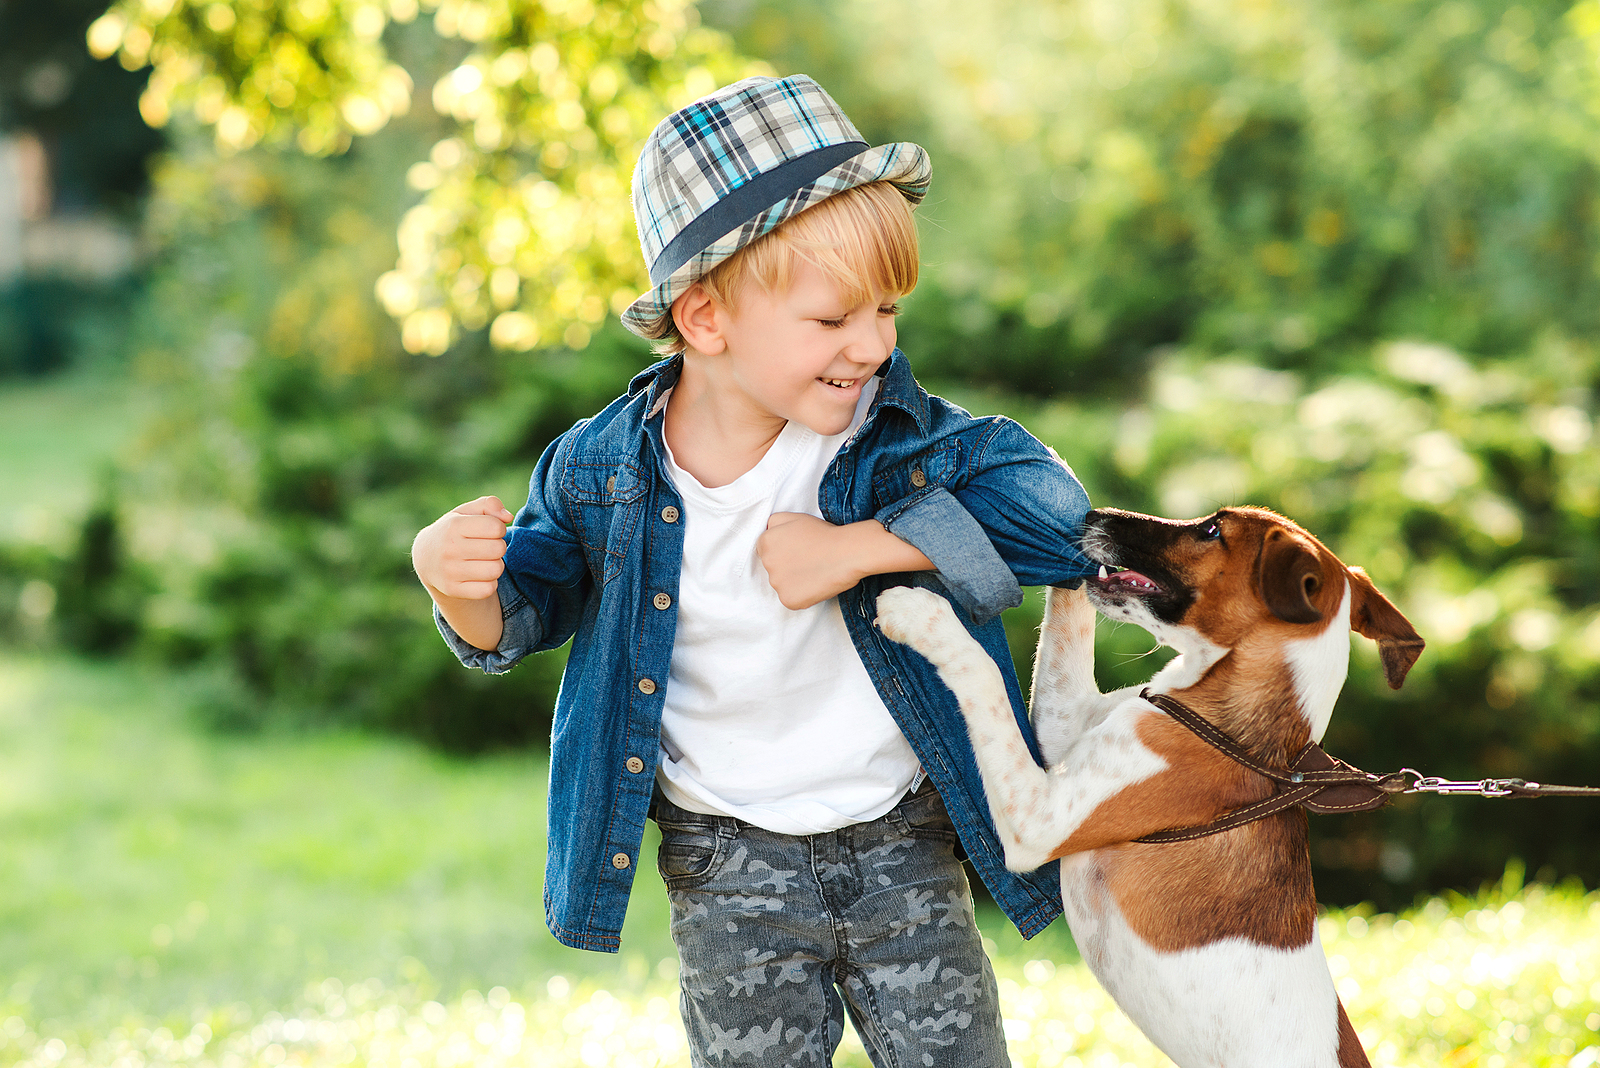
top-left (412, 75), bottom-right (1096, 1066)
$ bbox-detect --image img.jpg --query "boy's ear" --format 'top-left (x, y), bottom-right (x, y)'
top-left (672, 285), bottom-right (727, 356)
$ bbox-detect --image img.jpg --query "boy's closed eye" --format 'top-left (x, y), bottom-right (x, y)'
top-left (815, 303), bottom-right (903, 328)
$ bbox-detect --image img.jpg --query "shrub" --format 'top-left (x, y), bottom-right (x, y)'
top-left (119, 124), bottom-right (648, 751)
top-left (717, 0), bottom-right (1600, 395)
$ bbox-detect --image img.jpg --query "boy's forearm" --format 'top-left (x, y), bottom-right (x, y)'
top-left (844, 519), bottom-right (933, 579)
top-left (429, 585), bottom-right (506, 652)
top-left (759, 514), bottom-right (934, 610)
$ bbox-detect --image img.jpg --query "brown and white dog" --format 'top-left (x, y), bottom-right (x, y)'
top-left (875, 505), bottom-right (1424, 1068)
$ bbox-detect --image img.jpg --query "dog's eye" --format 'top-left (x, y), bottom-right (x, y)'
top-left (1198, 521), bottom-right (1221, 541)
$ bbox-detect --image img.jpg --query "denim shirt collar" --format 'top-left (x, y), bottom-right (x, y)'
top-left (624, 349), bottom-right (931, 434)
top-left (627, 353), bottom-right (682, 407)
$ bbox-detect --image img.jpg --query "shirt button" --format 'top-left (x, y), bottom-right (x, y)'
top-left (611, 852), bottom-right (631, 870)
top-left (606, 475), bottom-right (616, 494)
top-left (661, 505), bottom-right (680, 523)
top-left (626, 756), bottom-right (645, 774)
top-left (638, 677), bottom-right (657, 695)
top-left (910, 468), bottom-right (927, 488)
top-left (653, 592), bottom-right (672, 610)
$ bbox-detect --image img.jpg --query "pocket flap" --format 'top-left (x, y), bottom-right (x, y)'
top-left (564, 460), bottom-right (648, 505)
top-left (872, 442), bottom-right (960, 508)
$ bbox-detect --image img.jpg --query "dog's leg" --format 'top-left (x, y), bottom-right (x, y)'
top-left (877, 587), bottom-right (1164, 871)
top-left (1028, 586), bottom-right (1104, 765)
top-left (875, 586), bottom-right (1037, 856)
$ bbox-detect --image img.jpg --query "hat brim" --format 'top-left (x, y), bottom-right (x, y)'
top-left (620, 140), bottom-right (932, 339)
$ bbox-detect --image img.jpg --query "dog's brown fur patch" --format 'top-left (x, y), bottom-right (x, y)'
top-left (1336, 999), bottom-right (1370, 1066)
top-left (1101, 810), bottom-right (1317, 952)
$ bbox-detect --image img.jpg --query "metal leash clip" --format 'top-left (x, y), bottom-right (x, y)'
top-left (1390, 768), bottom-right (1528, 797)
top-left (1372, 769), bottom-right (1422, 794)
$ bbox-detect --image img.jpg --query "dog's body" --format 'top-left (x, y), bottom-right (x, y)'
top-left (875, 506), bottom-right (1424, 1068)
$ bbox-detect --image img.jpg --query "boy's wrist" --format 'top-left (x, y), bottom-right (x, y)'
top-left (844, 519), bottom-right (933, 579)
top-left (430, 584), bottom-right (506, 652)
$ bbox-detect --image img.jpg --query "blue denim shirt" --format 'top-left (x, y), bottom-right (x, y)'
top-left (436, 350), bottom-right (1097, 952)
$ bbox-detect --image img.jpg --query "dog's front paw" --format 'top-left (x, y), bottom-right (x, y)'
top-left (875, 586), bottom-right (961, 655)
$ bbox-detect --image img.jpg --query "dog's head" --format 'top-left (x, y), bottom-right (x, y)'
top-left (1081, 506), bottom-right (1424, 732)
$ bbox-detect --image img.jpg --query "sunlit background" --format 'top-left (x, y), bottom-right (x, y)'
top-left (2, 0), bottom-right (1600, 1064)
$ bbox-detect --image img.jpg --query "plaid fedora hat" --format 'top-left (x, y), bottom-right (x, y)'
top-left (621, 74), bottom-right (932, 338)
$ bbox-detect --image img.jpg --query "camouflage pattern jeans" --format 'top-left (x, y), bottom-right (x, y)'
top-left (650, 782), bottom-right (1009, 1067)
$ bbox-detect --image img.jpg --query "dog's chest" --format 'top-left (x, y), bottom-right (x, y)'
top-left (1058, 855), bottom-right (1347, 1068)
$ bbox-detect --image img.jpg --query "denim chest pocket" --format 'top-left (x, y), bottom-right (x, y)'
top-left (654, 816), bottom-right (725, 888)
top-left (562, 460), bottom-right (647, 585)
top-left (871, 442), bottom-right (961, 511)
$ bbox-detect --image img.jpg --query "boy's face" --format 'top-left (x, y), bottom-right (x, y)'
top-left (707, 260), bottom-right (900, 437)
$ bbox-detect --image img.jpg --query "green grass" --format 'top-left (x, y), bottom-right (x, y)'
top-left (0, 650), bottom-right (677, 1028)
top-left (0, 651), bottom-right (1596, 1068)
top-left (0, 368), bottom-right (151, 544)
top-left (0, 649), bottom-right (1061, 1018)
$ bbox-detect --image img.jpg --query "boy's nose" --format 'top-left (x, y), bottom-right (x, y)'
top-left (843, 319), bottom-right (892, 366)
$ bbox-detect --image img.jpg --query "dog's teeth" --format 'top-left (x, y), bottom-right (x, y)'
top-left (1098, 565), bottom-right (1108, 580)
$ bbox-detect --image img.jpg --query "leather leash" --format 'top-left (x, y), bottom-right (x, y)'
top-left (1132, 689), bottom-right (1600, 845)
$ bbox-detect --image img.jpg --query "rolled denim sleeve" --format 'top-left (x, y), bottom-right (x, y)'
top-left (956, 419), bottom-right (1098, 589)
top-left (879, 488), bottom-right (1023, 625)
top-left (433, 573), bottom-right (547, 675)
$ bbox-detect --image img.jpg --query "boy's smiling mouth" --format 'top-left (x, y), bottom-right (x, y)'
top-left (819, 377), bottom-right (859, 389)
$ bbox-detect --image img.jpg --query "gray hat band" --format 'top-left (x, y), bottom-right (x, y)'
top-left (648, 140), bottom-right (869, 287)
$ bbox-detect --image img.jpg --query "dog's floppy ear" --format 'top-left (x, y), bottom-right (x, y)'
top-left (1347, 566), bottom-right (1425, 689)
top-left (1258, 526), bottom-right (1326, 625)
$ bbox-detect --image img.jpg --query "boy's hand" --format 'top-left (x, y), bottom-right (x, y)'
top-left (412, 496), bottom-right (516, 601)
top-left (759, 513), bottom-right (934, 610)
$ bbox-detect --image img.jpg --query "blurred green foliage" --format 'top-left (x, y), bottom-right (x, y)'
top-left (721, 0), bottom-right (1600, 394)
top-left (112, 123), bottom-right (658, 750)
top-left (92, 0), bottom-right (762, 354)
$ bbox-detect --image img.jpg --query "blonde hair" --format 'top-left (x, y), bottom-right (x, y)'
top-left (650, 181), bottom-right (920, 353)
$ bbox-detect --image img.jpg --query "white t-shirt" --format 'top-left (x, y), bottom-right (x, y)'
top-left (656, 379), bottom-right (921, 835)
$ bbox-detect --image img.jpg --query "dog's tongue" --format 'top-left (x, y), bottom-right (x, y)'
top-left (1097, 565), bottom-right (1160, 592)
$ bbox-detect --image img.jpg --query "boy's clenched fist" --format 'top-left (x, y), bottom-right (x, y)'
top-left (412, 495), bottom-right (515, 600)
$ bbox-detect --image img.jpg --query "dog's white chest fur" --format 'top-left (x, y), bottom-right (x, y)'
top-left (1060, 856), bottom-right (1344, 1068)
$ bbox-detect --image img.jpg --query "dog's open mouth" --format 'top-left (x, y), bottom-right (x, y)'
top-left (1092, 564), bottom-right (1164, 595)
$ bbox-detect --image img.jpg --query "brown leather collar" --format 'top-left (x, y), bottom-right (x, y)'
top-left (1134, 690), bottom-right (1395, 844)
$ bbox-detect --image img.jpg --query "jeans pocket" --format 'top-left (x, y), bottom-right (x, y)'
top-left (655, 818), bottom-right (723, 887)
top-left (890, 786), bottom-right (962, 845)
